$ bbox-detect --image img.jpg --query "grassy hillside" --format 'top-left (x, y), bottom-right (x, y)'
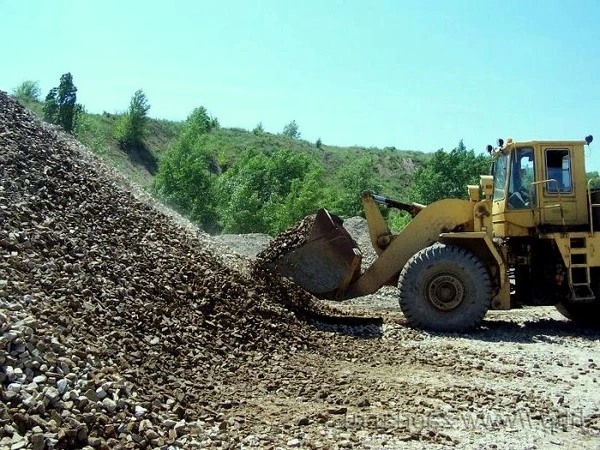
top-left (170, 127), bottom-right (431, 200)
top-left (16, 97), bottom-right (430, 201)
top-left (76, 112), bottom-right (182, 186)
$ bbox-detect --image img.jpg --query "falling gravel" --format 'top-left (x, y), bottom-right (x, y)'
top-left (254, 215), bottom-right (316, 266)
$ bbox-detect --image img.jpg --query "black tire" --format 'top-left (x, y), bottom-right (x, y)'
top-left (398, 243), bottom-right (492, 332)
top-left (555, 301), bottom-right (600, 326)
top-left (555, 267), bottom-right (600, 326)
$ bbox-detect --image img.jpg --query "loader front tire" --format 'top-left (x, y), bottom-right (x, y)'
top-left (399, 243), bottom-right (492, 332)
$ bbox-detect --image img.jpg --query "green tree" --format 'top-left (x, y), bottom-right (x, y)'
top-left (282, 120), bottom-right (301, 139)
top-left (253, 122), bottom-right (264, 135)
top-left (217, 152), bottom-right (271, 233)
top-left (268, 168), bottom-right (326, 232)
top-left (43, 73), bottom-right (77, 133)
top-left (115, 89), bottom-right (151, 149)
top-left (57, 73), bottom-right (77, 132)
top-left (153, 107), bottom-right (220, 232)
top-left (217, 148), bottom-right (324, 234)
top-left (180, 107), bottom-right (218, 139)
top-left (410, 140), bottom-right (490, 204)
top-left (72, 104), bottom-right (88, 137)
top-left (326, 154), bottom-right (381, 218)
top-left (72, 104), bottom-right (105, 153)
top-left (11, 80), bottom-right (41, 103)
top-left (587, 171), bottom-right (600, 189)
top-left (387, 210), bottom-right (413, 232)
top-left (316, 137), bottom-right (322, 149)
top-left (43, 88), bottom-right (59, 123)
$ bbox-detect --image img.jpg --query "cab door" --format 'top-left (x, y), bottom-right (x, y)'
top-left (539, 147), bottom-right (578, 225)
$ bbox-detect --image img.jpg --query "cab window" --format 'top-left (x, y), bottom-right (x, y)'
top-left (507, 147), bottom-right (535, 209)
top-left (545, 149), bottom-right (572, 193)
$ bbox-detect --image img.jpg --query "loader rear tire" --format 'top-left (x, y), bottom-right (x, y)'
top-left (399, 243), bottom-right (492, 332)
top-left (555, 301), bottom-right (600, 326)
top-left (555, 268), bottom-right (600, 326)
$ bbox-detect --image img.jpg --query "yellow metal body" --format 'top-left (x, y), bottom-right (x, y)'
top-left (488, 139), bottom-right (600, 302)
top-left (344, 191), bottom-right (511, 308)
top-left (549, 232), bottom-right (600, 265)
top-left (346, 195), bottom-right (474, 298)
top-left (341, 138), bottom-right (597, 311)
top-left (542, 231), bottom-right (600, 297)
top-left (492, 140), bottom-right (589, 237)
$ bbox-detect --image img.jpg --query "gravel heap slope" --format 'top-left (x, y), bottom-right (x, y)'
top-left (0, 92), bottom-right (322, 448)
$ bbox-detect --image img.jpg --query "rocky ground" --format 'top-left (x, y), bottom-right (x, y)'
top-left (1, 91), bottom-right (599, 449)
top-left (217, 221), bottom-right (600, 450)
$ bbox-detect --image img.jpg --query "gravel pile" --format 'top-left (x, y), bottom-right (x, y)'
top-left (0, 91), bottom-right (326, 448)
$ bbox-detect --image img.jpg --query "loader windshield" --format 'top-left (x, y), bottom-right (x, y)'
top-left (492, 152), bottom-right (508, 201)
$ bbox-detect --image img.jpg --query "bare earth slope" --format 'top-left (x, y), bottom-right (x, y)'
top-left (1, 92), bottom-right (600, 449)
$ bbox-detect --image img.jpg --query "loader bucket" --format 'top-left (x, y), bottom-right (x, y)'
top-left (272, 209), bottom-right (362, 299)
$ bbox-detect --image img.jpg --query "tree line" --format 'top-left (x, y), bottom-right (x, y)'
top-left (152, 107), bottom-right (490, 234)
top-left (152, 106), bottom-right (381, 234)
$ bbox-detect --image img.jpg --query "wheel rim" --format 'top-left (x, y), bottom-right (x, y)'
top-left (426, 273), bottom-right (465, 312)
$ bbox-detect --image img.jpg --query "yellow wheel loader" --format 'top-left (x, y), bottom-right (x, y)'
top-left (268, 136), bottom-right (600, 332)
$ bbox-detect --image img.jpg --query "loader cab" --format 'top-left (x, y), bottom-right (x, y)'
top-left (490, 139), bottom-right (590, 237)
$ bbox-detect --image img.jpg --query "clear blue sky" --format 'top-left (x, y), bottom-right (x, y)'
top-left (2, 0), bottom-right (600, 170)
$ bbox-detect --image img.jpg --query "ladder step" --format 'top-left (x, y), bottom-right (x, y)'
top-left (570, 264), bottom-right (589, 268)
top-left (571, 283), bottom-right (596, 302)
top-left (572, 296), bottom-right (596, 302)
top-left (569, 248), bottom-right (587, 254)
